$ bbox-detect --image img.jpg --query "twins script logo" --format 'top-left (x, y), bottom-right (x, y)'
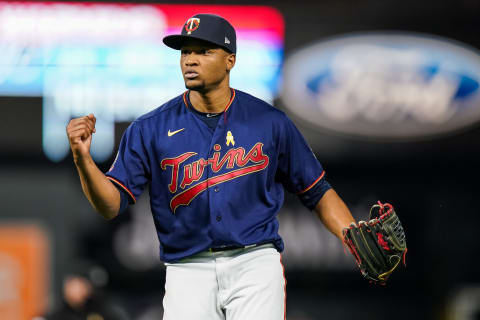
top-left (161, 142), bottom-right (269, 213)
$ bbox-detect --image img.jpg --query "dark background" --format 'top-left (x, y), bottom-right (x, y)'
top-left (1, 0), bottom-right (479, 319)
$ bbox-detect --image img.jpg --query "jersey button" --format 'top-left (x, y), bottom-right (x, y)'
top-left (216, 215), bottom-right (222, 222)
top-left (214, 187), bottom-right (220, 192)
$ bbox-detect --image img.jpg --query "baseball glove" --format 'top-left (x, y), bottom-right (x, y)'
top-left (342, 201), bottom-right (407, 285)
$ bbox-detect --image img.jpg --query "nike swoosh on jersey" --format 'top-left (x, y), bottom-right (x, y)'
top-left (168, 128), bottom-right (185, 137)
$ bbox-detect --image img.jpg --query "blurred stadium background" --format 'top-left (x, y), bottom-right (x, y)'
top-left (0, 0), bottom-right (479, 319)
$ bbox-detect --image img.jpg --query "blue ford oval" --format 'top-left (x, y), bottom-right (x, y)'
top-left (281, 33), bottom-right (480, 139)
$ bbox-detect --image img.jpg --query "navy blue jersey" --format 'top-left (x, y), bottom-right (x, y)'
top-left (106, 89), bottom-right (327, 262)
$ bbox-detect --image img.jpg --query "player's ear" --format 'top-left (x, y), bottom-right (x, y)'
top-left (226, 53), bottom-right (236, 72)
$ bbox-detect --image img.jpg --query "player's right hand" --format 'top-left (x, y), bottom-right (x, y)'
top-left (66, 114), bottom-right (96, 160)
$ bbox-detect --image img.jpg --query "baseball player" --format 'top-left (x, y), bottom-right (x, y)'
top-left (66, 14), bottom-right (356, 320)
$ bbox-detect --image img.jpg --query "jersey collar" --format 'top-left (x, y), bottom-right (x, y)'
top-left (183, 88), bottom-right (236, 115)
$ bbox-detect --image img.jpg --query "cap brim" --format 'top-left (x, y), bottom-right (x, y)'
top-left (163, 35), bottom-right (231, 52)
top-left (163, 35), bottom-right (191, 50)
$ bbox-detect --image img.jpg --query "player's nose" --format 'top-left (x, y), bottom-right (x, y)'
top-left (184, 54), bottom-right (199, 66)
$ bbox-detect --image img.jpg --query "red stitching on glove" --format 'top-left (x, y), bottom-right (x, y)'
top-left (377, 201), bottom-right (394, 220)
top-left (402, 247), bottom-right (408, 266)
top-left (376, 232), bottom-right (391, 251)
top-left (343, 236), bottom-right (362, 265)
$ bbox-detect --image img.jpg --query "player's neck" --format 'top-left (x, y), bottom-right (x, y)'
top-left (189, 85), bottom-right (232, 114)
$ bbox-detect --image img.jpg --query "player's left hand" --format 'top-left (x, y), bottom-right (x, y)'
top-left (342, 201), bottom-right (407, 285)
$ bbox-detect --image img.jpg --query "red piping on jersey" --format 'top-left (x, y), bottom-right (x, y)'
top-left (106, 176), bottom-right (136, 203)
top-left (223, 88), bottom-right (235, 123)
top-left (182, 91), bottom-right (188, 108)
top-left (182, 89), bottom-right (236, 123)
top-left (296, 171), bottom-right (325, 195)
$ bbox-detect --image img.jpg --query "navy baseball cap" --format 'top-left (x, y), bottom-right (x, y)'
top-left (163, 14), bottom-right (236, 54)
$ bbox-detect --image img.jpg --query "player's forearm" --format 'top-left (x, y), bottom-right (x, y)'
top-left (74, 154), bottom-right (120, 220)
top-left (314, 189), bottom-right (356, 239)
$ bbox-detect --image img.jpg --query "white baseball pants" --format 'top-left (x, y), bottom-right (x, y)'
top-left (162, 244), bottom-right (286, 320)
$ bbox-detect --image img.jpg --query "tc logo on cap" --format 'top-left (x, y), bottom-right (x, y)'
top-left (185, 18), bottom-right (200, 34)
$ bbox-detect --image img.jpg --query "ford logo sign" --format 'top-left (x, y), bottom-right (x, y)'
top-left (280, 33), bottom-right (480, 139)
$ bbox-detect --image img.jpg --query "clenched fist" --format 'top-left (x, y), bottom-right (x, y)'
top-left (66, 114), bottom-right (96, 160)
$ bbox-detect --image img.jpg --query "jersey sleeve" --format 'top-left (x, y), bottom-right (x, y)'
top-left (297, 178), bottom-right (332, 210)
top-left (105, 121), bottom-right (150, 204)
top-left (113, 184), bottom-right (130, 214)
top-left (276, 115), bottom-right (327, 202)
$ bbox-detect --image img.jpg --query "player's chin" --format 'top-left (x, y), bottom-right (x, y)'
top-left (184, 80), bottom-right (205, 91)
